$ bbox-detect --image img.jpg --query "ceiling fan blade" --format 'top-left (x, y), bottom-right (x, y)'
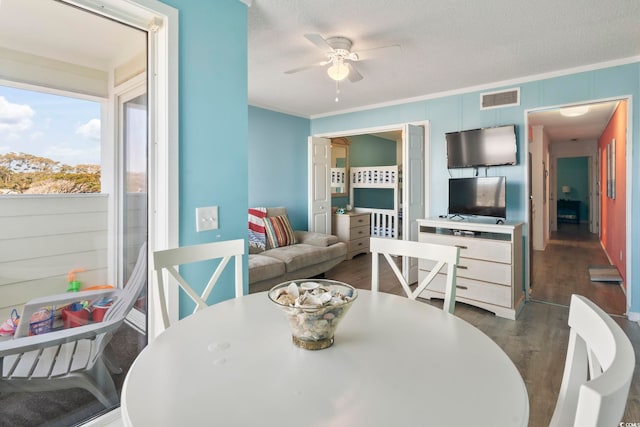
top-left (352, 44), bottom-right (401, 61)
top-left (284, 60), bottom-right (331, 74)
top-left (347, 63), bottom-right (363, 82)
top-left (304, 33), bottom-right (334, 52)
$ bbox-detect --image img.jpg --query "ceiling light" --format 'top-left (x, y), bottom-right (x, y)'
top-left (327, 61), bottom-right (349, 81)
top-left (560, 105), bottom-right (589, 117)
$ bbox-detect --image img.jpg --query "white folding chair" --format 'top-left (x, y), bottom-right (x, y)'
top-left (370, 237), bottom-right (460, 314)
top-left (550, 294), bottom-right (635, 427)
top-left (153, 239), bottom-right (244, 331)
top-left (0, 242), bottom-right (148, 407)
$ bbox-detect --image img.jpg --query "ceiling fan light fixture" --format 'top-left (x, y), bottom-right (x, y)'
top-left (327, 61), bottom-right (349, 81)
top-left (560, 105), bottom-right (589, 117)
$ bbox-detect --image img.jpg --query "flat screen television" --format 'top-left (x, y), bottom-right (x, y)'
top-left (448, 176), bottom-right (506, 219)
top-left (446, 125), bottom-right (517, 169)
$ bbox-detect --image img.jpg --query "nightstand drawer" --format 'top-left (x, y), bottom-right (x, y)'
top-left (333, 212), bottom-right (371, 260)
top-left (349, 214), bottom-right (370, 229)
top-left (350, 225), bottom-right (370, 240)
top-left (347, 236), bottom-right (370, 253)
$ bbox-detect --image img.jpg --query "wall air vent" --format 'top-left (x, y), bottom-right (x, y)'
top-left (480, 88), bottom-right (520, 110)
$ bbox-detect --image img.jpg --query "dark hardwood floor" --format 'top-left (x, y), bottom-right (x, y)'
top-left (325, 249), bottom-right (640, 427)
top-left (531, 222), bottom-right (627, 315)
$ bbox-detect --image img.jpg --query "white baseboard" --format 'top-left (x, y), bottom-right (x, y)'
top-left (82, 408), bottom-right (122, 426)
top-left (627, 311), bottom-right (640, 325)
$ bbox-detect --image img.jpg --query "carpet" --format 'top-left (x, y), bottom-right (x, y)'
top-left (588, 265), bottom-right (622, 283)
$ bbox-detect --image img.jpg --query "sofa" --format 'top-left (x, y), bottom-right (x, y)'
top-left (248, 207), bottom-right (347, 293)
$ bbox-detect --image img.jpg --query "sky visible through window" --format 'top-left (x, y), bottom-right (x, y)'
top-left (0, 85), bottom-right (100, 166)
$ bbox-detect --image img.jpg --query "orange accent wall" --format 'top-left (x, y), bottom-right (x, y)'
top-left (598, 100), bottom-right (627, 287)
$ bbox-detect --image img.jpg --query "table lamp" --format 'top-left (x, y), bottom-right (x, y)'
top-left (562, 185), bottom-right (571, 197)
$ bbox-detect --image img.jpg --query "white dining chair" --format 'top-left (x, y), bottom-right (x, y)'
top-left (549, 294), bottom-right (635, 427)
top-left (153, 239), bottom-right (244, 331)
top-left (370, 237), bottom-right (460, 314)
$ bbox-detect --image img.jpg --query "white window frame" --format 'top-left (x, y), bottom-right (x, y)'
top-left (62, 0), bottom-right (178, 424)
top-left (65, 0), bottom-right (179, 340)
top-left (115, 74), bottom-right (148, 333)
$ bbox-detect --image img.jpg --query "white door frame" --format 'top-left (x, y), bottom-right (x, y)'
top-left (315, 120), bottom-right (431, 221)
top-left (307, 136), bottom-right (332, 233)
top-left (63, 0), bottom-right (178, 424)
top-left (314, 121), bottom-right (430, 281)
top-left (550, 147), bottom-right (599, 234)
top-left (401, 123), bottom-right (425, 283)
top-left (115, 76), bottom-right (148, 332)
top-left (524, 95), bottom-right (633, 316)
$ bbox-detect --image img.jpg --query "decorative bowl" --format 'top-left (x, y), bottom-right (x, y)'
top-left (268, 279), bottom-right (358, 350)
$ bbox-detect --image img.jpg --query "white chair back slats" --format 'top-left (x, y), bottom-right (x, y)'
top-left (370, 237), bottom-right (459, 314)
top-left (153, 239), bottom-right (244, 331)
top-left (549, 294), bottom-right (635, 427)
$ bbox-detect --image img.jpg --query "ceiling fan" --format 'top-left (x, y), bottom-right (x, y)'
top-left (285, 33), bottom-right (401, 83)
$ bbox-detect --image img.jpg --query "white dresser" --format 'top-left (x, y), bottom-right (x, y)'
top-left (417, 218), bottom-right (524, 320)
top-left (332, 212), bottom-right (371, 260)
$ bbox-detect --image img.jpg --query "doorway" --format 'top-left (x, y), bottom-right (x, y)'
top-left (311, 121), bottom-right (428, 283)
top-left (527, 99), bottom-right (629, 315)
top-left (555, 156), bottom-right (590, 233)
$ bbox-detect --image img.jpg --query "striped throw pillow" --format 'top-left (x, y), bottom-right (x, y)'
top-left (248, 207), bottom-right (267, 251)
top-left (264, 215), bottom-right (297, 248)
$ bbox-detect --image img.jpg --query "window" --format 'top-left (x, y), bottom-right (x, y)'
top-left (0, 85), bottom-right (102, 194)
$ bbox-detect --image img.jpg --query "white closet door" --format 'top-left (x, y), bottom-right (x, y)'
top-left (308, 136), bottom-right (332, 233)
top-left (402, 124), bottom-right (425, 283)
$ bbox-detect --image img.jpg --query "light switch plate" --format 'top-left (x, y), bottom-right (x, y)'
top-left (196, 206), bottom-right (218, 232)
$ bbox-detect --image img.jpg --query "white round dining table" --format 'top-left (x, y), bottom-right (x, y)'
top-left (121, 290), bottom-right (529, 426)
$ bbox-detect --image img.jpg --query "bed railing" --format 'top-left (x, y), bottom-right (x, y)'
top-left (351, 166), bottom-right (398, 186)
top-left (355, 207), bottom-right (399, 239)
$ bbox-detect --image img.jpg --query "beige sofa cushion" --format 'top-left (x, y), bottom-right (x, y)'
top-left (248, 254), bottom-right (286, 283)
top-left (260, 243), bottom-right (346, 273)
top-left (266, 207), bottom-right (288, 217)
top-left (295, 230), bottom-right (338, 247)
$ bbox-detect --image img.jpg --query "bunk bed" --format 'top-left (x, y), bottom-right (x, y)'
top-left (349, 165), bottom-right (401, 239)
top-left (330, 167), bottom-right (347, 194)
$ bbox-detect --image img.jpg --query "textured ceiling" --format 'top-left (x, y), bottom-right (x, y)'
top-left (0, 0), bottom-right (635, 141)
top-left (248, 0), bottom-right (640, 119)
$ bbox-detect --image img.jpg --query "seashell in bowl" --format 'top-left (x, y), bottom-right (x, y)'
top-left (268, 279), bottom-right (357, 350)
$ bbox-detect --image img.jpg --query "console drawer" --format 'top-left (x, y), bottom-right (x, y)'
top-left (419, 233), bottom-right (511, 263)
top-left (420, 257), bottom-right (512, 286)
top-left (418, 272), bottom-right (511, 308)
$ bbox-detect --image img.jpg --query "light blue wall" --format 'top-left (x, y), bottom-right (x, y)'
top-left (349, 134), bottom-right (397, 167)
top-left (349, 134), bottom-right (397, 209)
top-left (332, 133), bottom-right (397, 209)
top-left (312, 62), bottom-right (640, 312)
top-left (248, 106), bottom-right (310, 229)
top-left (161, 0), bottom-right (248, 315)
top-left (557, 157), bottom-right (589, 222)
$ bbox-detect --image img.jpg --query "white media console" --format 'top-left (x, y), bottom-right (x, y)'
top-left (417, 218), bottom-right (525, 320)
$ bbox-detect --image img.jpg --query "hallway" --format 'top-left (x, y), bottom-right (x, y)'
top-left (530, 222), bottom-right (627, 315)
